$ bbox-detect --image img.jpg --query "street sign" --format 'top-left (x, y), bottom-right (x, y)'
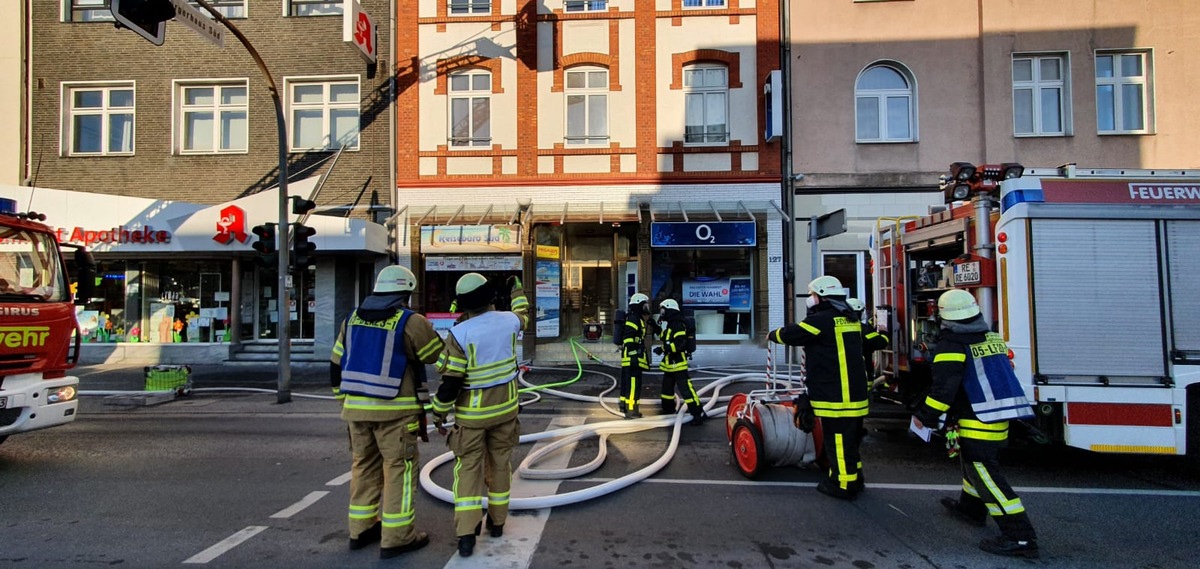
top-left (808, 208), bottom-right (847, 241)
top-left (110, 0), bottom-right (170, 46)
top-left (170, 0), bottom-right (225, 48)
top-left (343, 0), bottom-right (377, 63)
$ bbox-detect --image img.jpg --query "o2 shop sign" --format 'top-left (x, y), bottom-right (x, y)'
top-left (651, 221), bottom-right (756, 248)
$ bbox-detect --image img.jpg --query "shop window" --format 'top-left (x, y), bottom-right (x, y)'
top-left (74, 260), bottom-right (233, 344)
top-left (651, 248), bottom-right (753, 339)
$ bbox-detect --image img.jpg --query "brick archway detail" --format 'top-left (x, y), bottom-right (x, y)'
top-left (670, 49), bottom-right (742, 90)
top-left (435, 55), bottom-right (504, 95)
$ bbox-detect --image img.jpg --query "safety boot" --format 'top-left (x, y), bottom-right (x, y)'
top-left (688, 408), bottom-right (706, 426)
top-left (941, 497), bottom-right (986, 527)
top-left (978, 536), bottom-right (1039, 558)
top-left (816, 480), bottom-right (856, 501)
top-left (379, 532), bottom-right (429, 559)
top-left (485, 515), bottom-right (504, 538)
top-left (348, 522), bottom-right (381, 550)
top-left (457, 535), bottom-right (476, 557)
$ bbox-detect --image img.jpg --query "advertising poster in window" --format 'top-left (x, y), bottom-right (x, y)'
top-left (535, 260), bottom-right (560, 337)
top-left (728, 277), bottom-right (752, 312)
top-left (682, 277), bottom-right (731, 307)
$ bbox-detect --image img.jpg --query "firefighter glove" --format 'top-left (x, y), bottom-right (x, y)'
top-left (432, 412), bottom-right (449, 435)
top-left (792, 394), bottom-right (816, 433)
top-left (507, 275), bottom-right (522, 290)
top-left (331, 387), bottom-right (346, 401)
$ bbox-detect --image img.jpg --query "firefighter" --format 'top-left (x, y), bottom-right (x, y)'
top-left (913, 289), bottom-right (1039, 559)
top-left (430, 273), bottom-right (529, 558)
top-left (766, 275), bottom-right (869, 500)
top-left (619, 292), bottom-right (657, 419)
top-left (330, 265), bottom-right (444, 559)
top-left (653, 299), bottom-right (705, 424)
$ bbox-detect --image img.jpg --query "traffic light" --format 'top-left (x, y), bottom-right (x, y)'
top-left (110, 0), bottom-right (174, 46)
top-left (252, 223), bottom-right (277, 268)
top-left (291, 196), bottom-right (316, 216)
top-left (292, 223), bottom-right (317, 269)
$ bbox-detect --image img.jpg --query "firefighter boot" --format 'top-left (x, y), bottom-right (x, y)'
top-left (485, 514), bottom-right (503, 538)
top-left (379, 532), bottom-right (429, 559)
top-left (457, 535), bottom-right (476, 557)
top-left (662, 400), bottom-right (677, 415)
top-left (348, 521), bottom-right (381, 550)
top-left (688, 405), bottom-right (706, 426)
top-left (979, 536), bottom-right (1039, 559)
top-left (940, 497), bottom-right (986, 527)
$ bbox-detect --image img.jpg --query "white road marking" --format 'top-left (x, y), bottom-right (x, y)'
top-left (182, 526), bottom-right (269, 564)
top-left (575, 477), bottom-right (1200, 497)
top-left (326, 471), bottom-right (352, 486)
top-left (270, 491), bottom-right (330, 518)
top-left (443, 416), bottom-right (587, 569)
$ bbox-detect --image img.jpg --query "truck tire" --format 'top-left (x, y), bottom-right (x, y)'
top-left (1187, 385), bottom-right (1200, 460)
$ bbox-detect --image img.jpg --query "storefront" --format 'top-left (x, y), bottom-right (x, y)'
top-left (395, 183), bottom-right (787, 364)
top-left (0, 179), bottom-right (388, 364)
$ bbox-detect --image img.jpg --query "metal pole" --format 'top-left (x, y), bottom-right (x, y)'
top-left (972, 194), bottom-right (995, 329)
top-left (194, 0), bottom-right (290, 402)
top-left (809, 215), bottom-right (819, 280)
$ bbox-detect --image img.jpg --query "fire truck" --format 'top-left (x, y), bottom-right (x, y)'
top-left (0, 197), bottom-right (95, 445)
top-left (872, 163), bottom-right (1200, 457)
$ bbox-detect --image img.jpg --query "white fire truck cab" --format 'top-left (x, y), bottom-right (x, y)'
top-left (872, 164), bottom-right (1200, 457)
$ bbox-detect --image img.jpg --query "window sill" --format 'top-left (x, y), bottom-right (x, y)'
top-left (289, 147), bottom-right (360, 153)
top-left (1014, 133), bottom-right (1071, 138)
top-left (66, 153), bottom-right (135, 158)
top-left (178, 150), bottom-right (250, 156)
top-left (1098, 131), bottom-right (1155, 136)
top-left (854, 139), bottom-right (917, 144)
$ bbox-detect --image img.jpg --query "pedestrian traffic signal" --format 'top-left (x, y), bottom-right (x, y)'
top-left (291, 196), bottom-right (317, 215)
top-left (292, 223), bottom-right (316, 268)
top-left (110, 0), bottom-right (174, 46)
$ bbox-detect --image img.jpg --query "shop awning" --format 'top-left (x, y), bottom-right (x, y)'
top-left (403, 199), bottom-right (784, 226)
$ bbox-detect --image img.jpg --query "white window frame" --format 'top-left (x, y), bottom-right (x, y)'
top-left (284, 76), bottom-right (361, 152)
top-left (174, 80), bottom-right (250, 155)
top-left (448, 0), bottom-right (491, 16)
top-left (854, 62), bottom-right (917, 143)
top-left (564, 67), bottom-right (609, 146)
top-left (683, 64), bottom-right (729, 146)
top-left (192, 1), bottom-right (248, 18)
top-left (682, 0), bottom-right (727, 8)
top-left (448, 70), bottom-right (493, 148)
top-left (286, 0), bottom-right (343, 17)
top-left (61, 81), bottom-right (136, 157)
top-left (564, 0), bottom-right (607, 12)
top-left (1012, 53), bottom-right (1071, 137)
top-left (64, 0), bottom-right (112, 22)
top-left (1095, 50), bottom-right (1153, 135)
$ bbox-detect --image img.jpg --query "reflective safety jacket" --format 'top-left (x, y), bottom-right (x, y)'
top-left (919, 322), bottom-right (1033, 440)
top-left (767, 302), bottom-right (869, 418)
top-left (658, 312), bottom-right (690, 373)
top-left (332, 306), bottom-right (445, 422)
top-left (432, 285), bottom-right (530, 429)
top-left (620, 312), bottom-right (651, 370)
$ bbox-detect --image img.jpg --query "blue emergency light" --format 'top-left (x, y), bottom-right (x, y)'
top-left (0, 197), bottom-right (16, 214)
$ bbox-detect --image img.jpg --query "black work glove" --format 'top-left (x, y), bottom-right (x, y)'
top-left (793, 394), bottom-right (816, 433)
top-left (507, 275), bottom-right (522, 290)
top-left (652, 346), bottom-right (664, 355)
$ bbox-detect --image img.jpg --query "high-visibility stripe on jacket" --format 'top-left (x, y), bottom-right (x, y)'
top-left (338, 309), bottom-right (413, 399)
top-left (767, 305), bottom-right (869, 418)
top-left (621, 315), bottom-right (650, 369)
top-left (658, 314), bottom-right (690, 372)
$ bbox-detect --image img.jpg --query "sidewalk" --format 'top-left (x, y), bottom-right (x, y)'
top-left (75, 362), bottom-right (331, 392)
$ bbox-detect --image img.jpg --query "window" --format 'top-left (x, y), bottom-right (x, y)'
top-left (449, 0), bottom-right (490, 15)
top-left (683, 65), bottom-right (728, 144)
top-left (449, 71), bottom-right (492, 147)
top-left (1013, 54), bottom-right (1069, 136)
top-left (289, 0), bottom-right (342, 16)
top-left (177, 82), bottom-right (248, 154)
top-left (564, 0), bottom-right (606, 11)
top-left (565, 68), bottom-right (608, 145)
top-left (191, 1), bottom-right (247, 18)
top-left (67, 0), bottom-right (113, 22)
top-left (683, 0), bottom-right (726, 7)
top-left (287, 79), bottom-right (359, 151)
top-left (855, 64), bottom-right (914, 142)
top-left (1096, 51), bottom-right (1151, 134)
top-left (64, 83), bottom-right (135, 156)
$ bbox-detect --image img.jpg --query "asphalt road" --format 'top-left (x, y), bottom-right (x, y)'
top-left (2, 365), bottom-right (1199, 568)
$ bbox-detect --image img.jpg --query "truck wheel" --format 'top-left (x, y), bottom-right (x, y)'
top-left (731, 419), bottom-right (765, 479)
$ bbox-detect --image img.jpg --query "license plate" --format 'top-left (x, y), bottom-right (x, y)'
top-left (0, 395), bottom-right (6, 409)
top-left (953, 261), bottom-right (981, 285)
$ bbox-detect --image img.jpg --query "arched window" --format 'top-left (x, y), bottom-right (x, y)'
top-left (564, 66), bottom-right (609, 145)
top-left (684, 64), bottom-right (729, 144)
top-left (855, 63), bottom-right (915, 142)
top-left (448, 70), bottom-right (491, 147)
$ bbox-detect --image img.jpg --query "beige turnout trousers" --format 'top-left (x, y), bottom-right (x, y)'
top-left (447, 417), bottom-right (520, 537)
top-left (347, 417), bottom-right (421, 548)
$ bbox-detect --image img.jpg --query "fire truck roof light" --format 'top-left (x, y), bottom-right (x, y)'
top-left (0, 198), bottom-right (16, 214)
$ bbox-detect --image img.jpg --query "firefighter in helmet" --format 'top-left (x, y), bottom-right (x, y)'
top-left (767, 275), bottom-right (870, 500)
top-left (653, 299), bottom-right (705, 424)
top-left (913, 289), bottom-right (1039, 559)
top-left (431, 272), bottom-right (529, 558)
top-left (619, 292), bottom-right (654, 419)
top-left (330, 265), bottom-right (444, 559)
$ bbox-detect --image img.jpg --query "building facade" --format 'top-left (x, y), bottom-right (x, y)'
top-left (787, 0), bottom-right (1200, 316)
top-left (20, 0), bottom-right (396, 364)
top-left (394, 0), bottom-right (786, 363)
